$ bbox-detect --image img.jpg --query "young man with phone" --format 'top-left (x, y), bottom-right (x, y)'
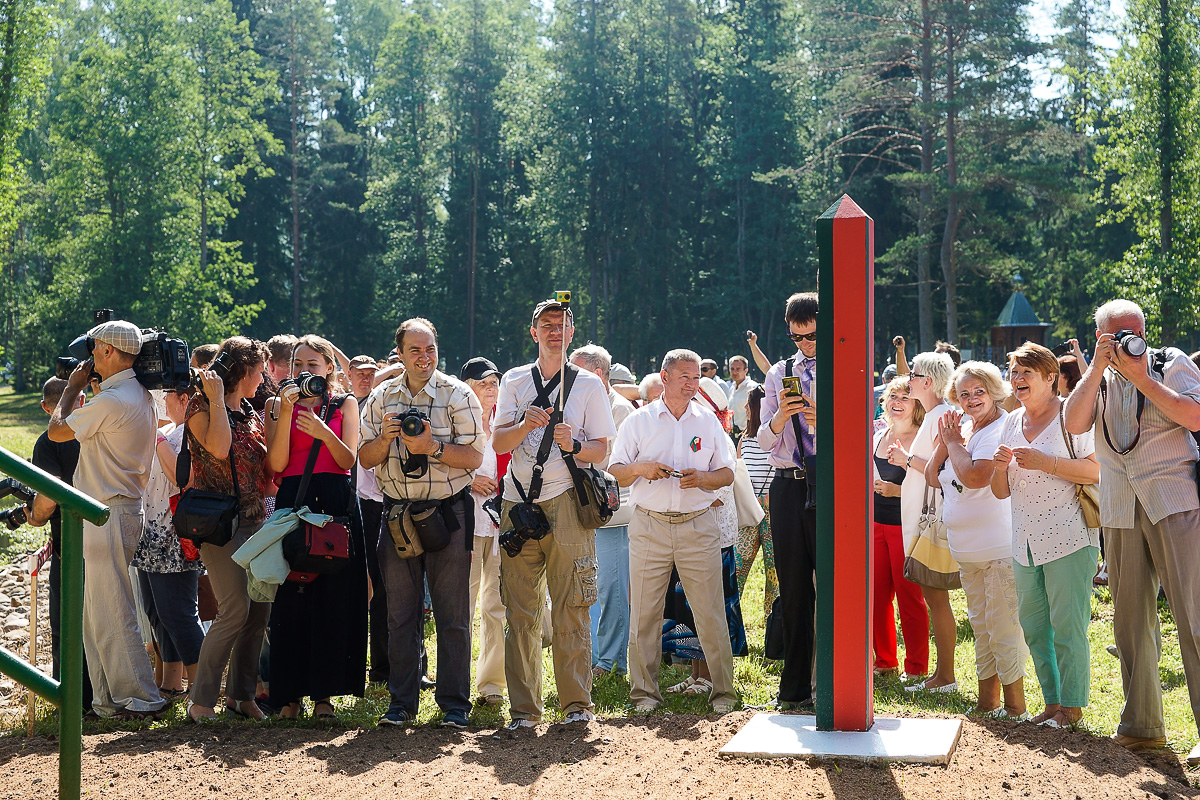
top-left (756, 292), bottom-right (820, 710)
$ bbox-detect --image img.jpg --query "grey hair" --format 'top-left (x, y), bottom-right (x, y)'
top-left (1095, 299), bottom-right (1145, 332)
top-left (569, 344), bottom-right (612, 381)
top-left (639, 372), bottom-right (663, 399)
top-left (661, 348), bottom-right (701, 373)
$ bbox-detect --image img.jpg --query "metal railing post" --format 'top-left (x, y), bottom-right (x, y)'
top-left (58, 511), bottom-right (83, 800)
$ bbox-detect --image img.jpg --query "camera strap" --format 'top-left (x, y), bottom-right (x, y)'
top-left (511, 364), bottom-right (576, 503)
top-left (177, 398), bottom-right (242, 500)
top-left (1099, 349), bottom-right (1167, 456)
top-left (293, 393), bottom-right (340, 504)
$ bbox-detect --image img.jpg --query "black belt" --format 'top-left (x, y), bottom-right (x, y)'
top-left (776, 467), bottom-right (806, 480)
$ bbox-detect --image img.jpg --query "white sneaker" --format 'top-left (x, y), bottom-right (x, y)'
top-left (564, 710), bottom-right (595, 724)
top-left (506, 718), bottom-right (537, 730)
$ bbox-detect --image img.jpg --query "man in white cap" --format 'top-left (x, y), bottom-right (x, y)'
top-left (48, 319), bottom-right (167, 719)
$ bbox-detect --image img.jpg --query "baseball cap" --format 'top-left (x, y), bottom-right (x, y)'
top-left (87, 320), bottom-right (144, 355)
top-left (609, 363), bottom-right (636, 385)
top-left (531, 299), bottom-right (574, 328)
top-left (882, 364), bottom-right (898, 381)
top-left (459, 357), bottom-right (501, 382)
top-left (349, 355), bottom-right (377, 370)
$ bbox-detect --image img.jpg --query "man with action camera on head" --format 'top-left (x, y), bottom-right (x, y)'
top-left (1064, 299), bottom-right (1200, 763)
top-left (359, 318), bottom-right (484, 729)
top-left (491, 296), bottom-right (616, 729)
top-left (756, 291), bottom-right (820, 711)
top-left (47, 319), bottom-right (167, 719)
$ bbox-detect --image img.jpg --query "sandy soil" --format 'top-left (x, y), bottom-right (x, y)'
top-left (0, 710), bottom-right (1197, 800)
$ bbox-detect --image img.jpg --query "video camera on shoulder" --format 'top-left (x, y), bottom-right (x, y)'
top-left (58, 309), bottom-right (191, 392)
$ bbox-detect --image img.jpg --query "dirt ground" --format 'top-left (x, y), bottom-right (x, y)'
top-left (0, 710), bottom-right (1196, 800)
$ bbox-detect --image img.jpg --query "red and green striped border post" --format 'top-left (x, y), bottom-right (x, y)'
top-left (814, 194), bottom-right (875, 732)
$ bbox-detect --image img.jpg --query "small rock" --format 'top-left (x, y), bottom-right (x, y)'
top-left (1002, 781), bottom-right (1012, 790)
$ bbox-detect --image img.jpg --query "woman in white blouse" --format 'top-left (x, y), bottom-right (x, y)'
top-left (926, 361), bottom-right (1028, 719)
top-left (990, 343), bottom-right (1099, 728)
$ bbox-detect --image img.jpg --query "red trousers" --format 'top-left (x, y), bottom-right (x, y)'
top-left (872, 521), bottom-right (929, 675)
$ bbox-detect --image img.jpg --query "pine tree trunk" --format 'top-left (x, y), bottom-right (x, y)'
top-left (918, 0), bottom-right (935, 351)
top-left (1158, 0), bottom-right (1176, 342)
top-left (940, 19), bottom-right (960, 344)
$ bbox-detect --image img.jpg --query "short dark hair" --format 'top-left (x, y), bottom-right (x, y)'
top-left (215, 336), bottom-right (268, 392)
top-left (42, 377), bottom-right (69, 407)
top-left (395, 318), bottom-right (438, 351)
top-left (785, 292), bottom-right (819, 326)
top-left (191, 343), bottom-right (219, 368)
top-left (934, 340), bottom-right (961, 367)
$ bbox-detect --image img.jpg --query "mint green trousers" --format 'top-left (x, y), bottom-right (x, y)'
top-left (1012, 545), bottom-right (1097, 707)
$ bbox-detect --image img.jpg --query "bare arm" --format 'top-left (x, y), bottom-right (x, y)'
top-left (156, 436), bottom-right (182, 487)
top-left (747, 333), bottom-right (772, 377)
top-left (945, 442), bottom-right (995, 489)
top-left (923, 439), bottom-right (948, 488)
top-left (264, 393), bottom-right (296, 474)
top-left (609, 460), bottom-right (673, 488)
top-left (48, 362), bottom-right (91, 443)
top-left (26, 494), bottom-right (59, 527)
top-left (893, 337), bottom-right (909, 376)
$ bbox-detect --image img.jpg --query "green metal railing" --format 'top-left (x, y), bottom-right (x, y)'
top-left (0, 446), bottom-right (109, 800)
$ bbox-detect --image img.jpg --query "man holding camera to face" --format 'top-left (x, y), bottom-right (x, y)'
top-left (1064, 299), bottom-right (1200, 761)
top-left (492, 298), bottom-right (616, 729)
top-left (47, 320), bottom-right (167, 719)
top-left (359, 318), bottom-right (484, 729)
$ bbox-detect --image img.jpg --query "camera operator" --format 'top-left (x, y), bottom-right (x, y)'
top-left (23, 377), bottom-right (93, 710)
top-left (1064, 299), bottom-right (1200, 761)
top-left (491, 298), bottom-right (616, 729)
top-left (756, 291), bottom-right (819, 711)
top-left (47, 319), bottom-right (167, 719)
top-left (359, 319), bottom-right (484, 729)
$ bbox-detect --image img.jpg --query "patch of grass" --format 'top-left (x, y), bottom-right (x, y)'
top-left (0, 386), bottom-right (51, 564)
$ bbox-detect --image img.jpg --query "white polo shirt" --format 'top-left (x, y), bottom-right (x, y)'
top-left (610, 397), bottom-right (736, 514)
top-left (67, 369), bottom-right (157, 501)
top-left (496, 363), bottom-right (616, 503)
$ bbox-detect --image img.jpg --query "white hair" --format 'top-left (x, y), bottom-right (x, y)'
top-left (569, 344), bottom-right (611, 381)
top-left (1095, 299), bottom-right (1145, 332)
top-left (910, 351), bottom-right (956, 399)
top-left (639, 372), bottom-right (663, 399)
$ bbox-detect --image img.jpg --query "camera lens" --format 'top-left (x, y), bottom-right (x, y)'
top-left (1119, 332), bottom-right (1147, 358)
top-left (401, 412), bottom-right (424, 438)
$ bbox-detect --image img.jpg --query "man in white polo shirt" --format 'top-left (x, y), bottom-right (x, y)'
top-left (48, 319), bottom-right (166, 719)
top-left (608, 348), bottom-right (737, 714)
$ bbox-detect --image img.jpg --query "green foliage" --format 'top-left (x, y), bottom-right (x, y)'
top-left (0, 0), bottom-right (55, 240)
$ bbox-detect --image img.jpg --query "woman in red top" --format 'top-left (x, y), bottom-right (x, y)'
top-left (264, 335), bottom-right (366, 722)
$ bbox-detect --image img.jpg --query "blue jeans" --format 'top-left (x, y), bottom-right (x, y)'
top-left (590, 525), bottom-right (629, 673)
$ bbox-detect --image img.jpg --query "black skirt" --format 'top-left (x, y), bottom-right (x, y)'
top-left (268, 471), bottom-right (368, 705)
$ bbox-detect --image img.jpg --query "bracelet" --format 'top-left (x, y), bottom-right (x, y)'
top-left (905, 453), bottom-right (914, 469)
top-left (1052, 456), bottom-right (1059, 475)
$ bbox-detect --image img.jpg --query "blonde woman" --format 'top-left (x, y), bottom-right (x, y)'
top-left (871, 378), bottom-right (927, 678)
top-left (926, 361), bottom-right (1028, 719)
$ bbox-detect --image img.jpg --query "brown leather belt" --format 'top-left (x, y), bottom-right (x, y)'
top-left (639, 507), bottom-right (709, 524)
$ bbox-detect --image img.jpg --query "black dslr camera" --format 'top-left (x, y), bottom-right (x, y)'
top-left (0, 478), bottom-right (35, 531)
top-left (499, 502), bottom-right (551, 557)
top-left (279, 371), bottom-right (328, 399)
top-left (393, 408), bottom-right (430, 478)
top-left (63, 309), bottom-right (191, 391)
top-left (1114, 329), bottom-right (1148, 358)
top-left (190, 350), bottom-right (234, 391)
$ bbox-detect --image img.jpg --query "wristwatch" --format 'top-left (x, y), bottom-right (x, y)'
top-left (432, 441), bottom-right (445, 460)
top-left (566, 438), bottom-right (582, 455)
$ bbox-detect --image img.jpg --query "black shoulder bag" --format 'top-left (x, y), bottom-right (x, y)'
top-left (173, 406), bottom-right (242, 548)
top-left (282, 395), bottom-right (354, 583)
top-left (556, 364), bottom-right (620, 529)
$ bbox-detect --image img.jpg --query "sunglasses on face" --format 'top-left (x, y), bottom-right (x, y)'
top-left (788, 332), bottom-right (818, 342)
top-left (910, 372), bottom-right (927, 380)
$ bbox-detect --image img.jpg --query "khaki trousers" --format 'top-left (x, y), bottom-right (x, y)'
top-left (500, 490), bottom-right (597, 721)
top-left (81, 498), bottom-right (165, 716)
top-left (628, 507), bottom-right (736, 708)
top-left (469, 535), bottom-right (506, 697)
top-left (1108, 503), bottom-right (1200, 738)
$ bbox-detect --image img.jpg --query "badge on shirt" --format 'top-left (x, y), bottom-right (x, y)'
top-left (690, 436), bottom-right (701, 452)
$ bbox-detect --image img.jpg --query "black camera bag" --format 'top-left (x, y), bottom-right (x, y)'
top-left (173, 407), bottom-right (241, 548)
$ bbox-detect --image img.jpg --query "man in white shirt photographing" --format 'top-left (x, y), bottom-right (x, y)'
top-left (608, 349), bottom-right (737, 714)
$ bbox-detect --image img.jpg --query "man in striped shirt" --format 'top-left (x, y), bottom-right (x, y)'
top-left (1064, 299), bottom-right (1200, 763)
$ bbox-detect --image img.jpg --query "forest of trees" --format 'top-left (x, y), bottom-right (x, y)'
top-left (0, 0), bottom-right (1196, 387)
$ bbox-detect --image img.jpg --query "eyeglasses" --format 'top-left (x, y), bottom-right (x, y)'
top-left (910, 372), bottom-right (927, 380)
top-left (787, 332), bottom-right (818, 342)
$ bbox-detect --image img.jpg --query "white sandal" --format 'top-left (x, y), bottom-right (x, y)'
top-left (666, 676), bottom-right (695, 694)
top-left (681, 677), bottom-right (714, 696)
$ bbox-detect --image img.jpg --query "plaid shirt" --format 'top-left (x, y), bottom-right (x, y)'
top-left (359, 370), bottom-right (485, 502)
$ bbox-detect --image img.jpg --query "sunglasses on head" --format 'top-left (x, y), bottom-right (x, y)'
top-left (787, 332), bottom-right (818, 342)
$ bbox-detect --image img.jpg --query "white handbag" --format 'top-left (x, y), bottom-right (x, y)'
top-left (733, 458), bottom-right (766, 528)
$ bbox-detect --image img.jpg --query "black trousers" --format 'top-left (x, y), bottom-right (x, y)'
top-left (360, 497), bottom-right (390, 682)
top-left (768, 473), bottom-right (818, 703)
